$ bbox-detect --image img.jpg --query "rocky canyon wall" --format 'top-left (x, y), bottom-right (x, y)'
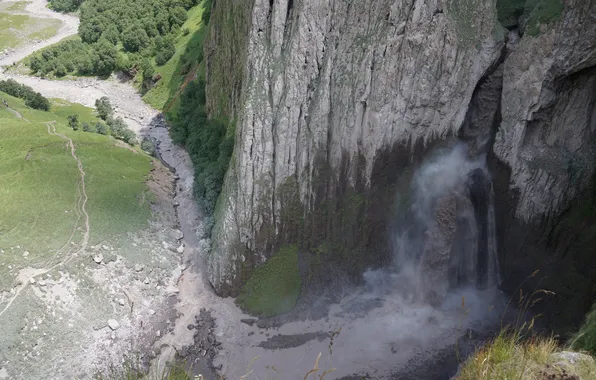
top-left (490, 0), bottom-right (596, 330)
top-left (206, 0), bottom-right (504, 296)
top-left (205, 0), bottom-right (596, 325)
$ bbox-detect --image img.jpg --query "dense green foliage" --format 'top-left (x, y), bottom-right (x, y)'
top-left (169, 80), bottom-right (233, 215)
top-left (27, 0), bottom-right (202, 77)
top-left (571, 304), bottom-right (596, 355)
top-left (0, 79), bottom-right (50, 111)
top-left (29, 38), bottom-right (119, 77)
top-left (48, 0), bottom-right (84, 12)
top-left (237, 245), bottom-right (302, 317)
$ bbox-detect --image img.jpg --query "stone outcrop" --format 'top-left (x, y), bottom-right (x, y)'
top-left (206, 0), bottom-right (504, 295)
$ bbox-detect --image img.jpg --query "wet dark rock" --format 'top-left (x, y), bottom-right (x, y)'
top-left (240, 318), bottom-right (256, 326)
top-left (258, 332), bottom-right (331, 350)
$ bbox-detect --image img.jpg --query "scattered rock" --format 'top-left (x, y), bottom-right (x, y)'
top-left (156, 330), bottom-right (161, 337)
top-left (176, 244), bottom-right (184, 254)
top-left (23, 251), bottom-right (29, 257)
top-left (93, 254), bottom-right (103, 264)
top-left (134, 264), bottom-right (144, 272)
top-left (171, 229), bottom-right (183, 240)
top-left (173, 201), bottom-right (180, 207)
top-left (161, 241), bottom-right (169, 250)
top-left (241, 318), bottom-right (256, 327)
top-left (107, 319), bottom-right (120, 330)
top-left (29, 278), bottom-right (35, 285)
top-left (187, 324), bottom-right (195, 330)
top-left (38, 280), bottom-right (46, 287)
top-left (148, 309), bottom-right (156, 315)
top-left (0, 367), bottom-right (8, 379)
top-left (165, 285), bottom-right (179, 294)
top-left (102, 245), bottom-right (109, 251)
top-left (118, 299), bottom-right (126, 306)
top-left (143, 278), bottom-right (150, 284)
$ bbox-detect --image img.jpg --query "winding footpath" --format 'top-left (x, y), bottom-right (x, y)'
top-left (0, 122), bottom-right (90, 319)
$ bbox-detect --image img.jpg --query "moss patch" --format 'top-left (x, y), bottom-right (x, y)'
top-left (496, 0), bottom-right (526, 28)
top-left (236, 245), bottom-right (301, 316)
top-left (524, 0), bottom-right (564, 36)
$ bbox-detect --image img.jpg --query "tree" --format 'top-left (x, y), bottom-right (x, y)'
top-left (93, 38), bottom-right (118, 76)
top-left (154, 36), bottom-right (175, 66)
top-left (122, 25), bottom-right (149, 53)
top-left (95, 96), bottom-right (113, 120)
top-left (68, 114), bottom-right (79, 131)
top-left (169, 6), bottom-right (188, 29)
top-left (107, 116), bottom-right (128, 138)
top-left (25, 93), bottom-right (50, 111)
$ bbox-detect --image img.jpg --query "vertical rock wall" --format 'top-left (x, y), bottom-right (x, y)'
top-left (206, 0), bottom-right (504, 296)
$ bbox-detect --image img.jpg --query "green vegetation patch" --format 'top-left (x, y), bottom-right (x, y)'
top-left (25, 0), bottom-right (202, 78)
top-left (496, 0), bottom-right (526, 28)
top-left (0, 91), bottom-right (152, 289)
top-left (48, 0), bottom-right (84, 13)
top-left (457, 328), bottom-right (596, 380)
top-left (237, 245), bottom-right (302, 316)
top-left (570, 304), bottom-right (596, 355)
top-left (143, 2), bottom-right (209, 110)
top-left (0, 12), bottom-right (61, 51)
top-left (524, 0), bottom-right (564, 36)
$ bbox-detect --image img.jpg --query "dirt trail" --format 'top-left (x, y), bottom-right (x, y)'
top-left (0, 122), bottom-right (90, 319)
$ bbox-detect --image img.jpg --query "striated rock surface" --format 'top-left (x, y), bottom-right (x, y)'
top-left (207, 0), bottom-right (504, 295)
top-left (490, 0), bottom-right (596, 330)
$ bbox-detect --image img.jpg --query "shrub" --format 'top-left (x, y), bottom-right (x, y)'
top-left (140, 138), bottom-right (156, 155)
top-left (95, 122), bottom-right (108, 135)
top-left (81, 122), bottom-right (95, 132)
top-left (67, 114), bottom-right (79, 131)
top-left (95, 96), bottom-right (113, 120)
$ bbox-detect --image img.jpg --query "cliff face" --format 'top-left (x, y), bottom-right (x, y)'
top-left (205, 0), bottom-right (596, 319)
top-left (206, 0), bottom-right (504, 295)
top-left (491, 0), bottom-right (596, 330)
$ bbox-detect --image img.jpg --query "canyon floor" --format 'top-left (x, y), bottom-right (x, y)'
top-left (0, 1), bottom-right (510, 379)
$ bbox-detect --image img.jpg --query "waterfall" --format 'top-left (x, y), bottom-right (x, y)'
top-left (374, 144), bottom-right (501, 305)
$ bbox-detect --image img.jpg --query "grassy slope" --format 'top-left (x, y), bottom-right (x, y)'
top-left (457, 330), bottom-right (596, 380)
top-left (0, 91), bottom-right (152, 289)
top-left (142, 3), bottom-right (208, 111)
top-left (0, 11), bottom-right (61, 51)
